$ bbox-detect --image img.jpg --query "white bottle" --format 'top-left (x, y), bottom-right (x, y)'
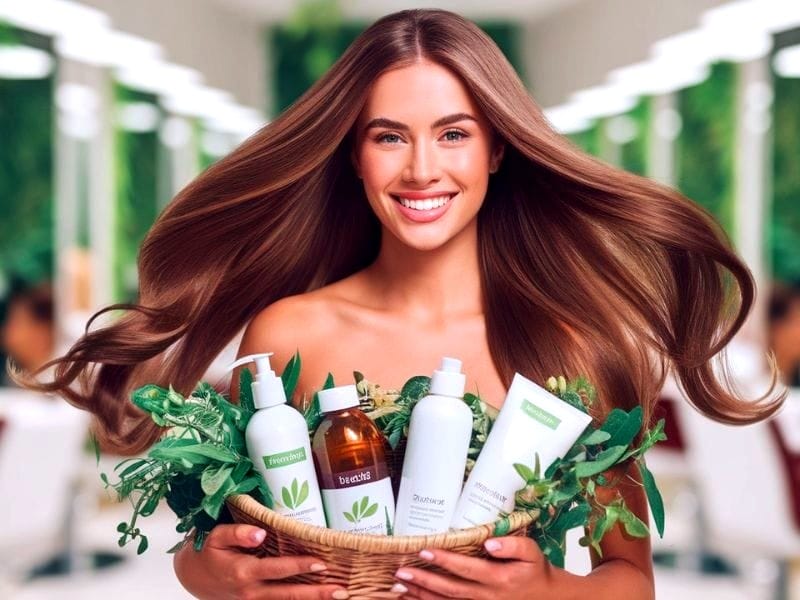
top-left (450, 372), bottom-right (592, 529)
top-left (393, 357), bottom-right (473, 535)
top-left (228, 353), bottom-right (326, 527)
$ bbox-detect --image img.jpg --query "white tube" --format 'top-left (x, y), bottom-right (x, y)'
top-left (450, 373), bottom-right (593, 529)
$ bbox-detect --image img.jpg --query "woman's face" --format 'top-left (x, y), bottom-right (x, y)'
top-left (352, 60), bottom-right (504, 252)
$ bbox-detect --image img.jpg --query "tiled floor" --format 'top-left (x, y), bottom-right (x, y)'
top-left (0, 503), bottom-right (789, 600)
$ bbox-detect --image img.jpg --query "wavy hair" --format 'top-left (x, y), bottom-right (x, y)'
top-left (27, 9), bottom-right (784, 453)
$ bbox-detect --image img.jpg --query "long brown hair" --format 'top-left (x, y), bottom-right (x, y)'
top-left (28, 9), bottom-right (784, 454)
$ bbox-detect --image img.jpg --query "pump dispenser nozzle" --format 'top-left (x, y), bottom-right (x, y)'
top-left (429, 356), bottom-right (466, 398)
top-left (226, 353), bottom-right (287, 409)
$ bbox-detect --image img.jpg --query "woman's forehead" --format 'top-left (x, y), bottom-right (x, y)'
top-left (357, 61), bottom-right (483, 128)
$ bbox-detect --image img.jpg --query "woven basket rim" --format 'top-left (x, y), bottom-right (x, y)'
top-left (227, 494), bottom-right (537, 553)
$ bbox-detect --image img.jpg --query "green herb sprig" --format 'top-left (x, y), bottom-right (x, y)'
top-left (104, 353), bottom-right (305, 554)
top-left (504, 375), bottom-right (667, 568)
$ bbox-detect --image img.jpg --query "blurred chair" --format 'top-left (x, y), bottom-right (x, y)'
top-left (669, 381), bottom-right (800, 600)
top-left (0, 388), bottom-right (90, 582)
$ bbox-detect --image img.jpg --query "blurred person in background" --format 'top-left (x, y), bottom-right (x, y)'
top-left (769, 281), bottom-right (800, 387)
top-left (1, 281), bottom-right (54, 385)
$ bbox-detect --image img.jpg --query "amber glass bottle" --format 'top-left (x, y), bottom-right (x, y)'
top-left (312, 385), bottom-right (395, 534)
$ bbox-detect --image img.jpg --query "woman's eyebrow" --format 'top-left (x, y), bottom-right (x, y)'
top-left (364, 112), bottom-right (477, 131)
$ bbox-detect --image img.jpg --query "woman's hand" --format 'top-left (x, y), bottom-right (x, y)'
top-left (173, 523), bottom-right (350, 600)
top-left (390, 536), bottom-right (555, 599)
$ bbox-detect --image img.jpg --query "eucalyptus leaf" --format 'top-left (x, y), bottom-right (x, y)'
top-left (281, 351), bottom-right (302, 401)
top-left (639, 459), bottom-right (665, 537)
top-left (575, 445), bottom-right (627, 478)
top-left (605, 406), bottom-right (643, 448)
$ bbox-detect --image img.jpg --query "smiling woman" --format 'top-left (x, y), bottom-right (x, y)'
top-left (28, 7), bottom-right (784, 600)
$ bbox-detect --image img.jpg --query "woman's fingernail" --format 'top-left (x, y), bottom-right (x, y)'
top-left (251, 529), bottom-right (266, 543)
top-left (391, 583), bottom-right (409, 594)
top-left (395, 570), bottom-right (413, 581)
top-left (332, 591), bottom-right (350, 600)
top-left (484, 539), bottom-right (502, 552)
top-left (310, 563), bottom-right (327, 572)
top-left (419, 549), bottom-right (434, 561)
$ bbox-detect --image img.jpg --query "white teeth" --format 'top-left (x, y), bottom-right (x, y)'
top-left (396, 194), bottom-right (452, 210)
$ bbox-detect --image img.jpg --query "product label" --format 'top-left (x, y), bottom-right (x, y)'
top-left (452, 466), bottom-right (520, 529)
top-left (397, 475), bottom-right (451, 535)
top-left (521, 399), bottom-right (561, 430)
top-left (321, 474), bottom-right (395, 535)
top-left (262, 447), bottom-right (307, 469)
top-left (258, 448), bottom-right (326, 527)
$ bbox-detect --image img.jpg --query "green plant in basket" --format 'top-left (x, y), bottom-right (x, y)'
top-left (499, 375), bottom-right (667, 568)
top-left (102, 354), bottom-right (665, 567)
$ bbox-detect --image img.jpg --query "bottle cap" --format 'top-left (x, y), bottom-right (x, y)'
top-left (225, 353), bottom-right (287, 409)
top-left (317, 384), bottom-right (360, 413)
top-left (429, 356), bottom-right (466, 398)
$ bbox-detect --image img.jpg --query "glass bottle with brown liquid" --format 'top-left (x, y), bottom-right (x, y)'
top-left (312, 384), bottom-right (395, 535)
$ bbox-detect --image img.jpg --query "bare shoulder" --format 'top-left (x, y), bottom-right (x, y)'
top-left (240, 290), bottom-right (336, 362)
top-left (235, 275), bottom-right (368, 402)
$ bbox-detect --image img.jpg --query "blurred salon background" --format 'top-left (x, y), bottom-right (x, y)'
top-left (1, 0), bottom-right (799, 598)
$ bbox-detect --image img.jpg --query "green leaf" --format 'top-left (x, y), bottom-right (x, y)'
top-left (238, 368), bottom-right (255, 414)
top-left (322, 373), bottom-right (335, 390)
top-left (575, 445), bottom-right (627, 478)
top-left (344, 511), bottom-right (355, 523)
top-left (541, 537), bottom-right (565, 568)
top-left (363, 502), bottom-right (379, 519)
top-left (139, 492), bottom-right (161, 517)
top-left (89, 432), bottom-right (101, 465)
top-left (492, 516), bottom-right (511, 537)
top-left (352, 500), bottom-right (360, 519)
top-left (400, 376), bottom-right (430, 401)
top-left (201, 465), bottom-right (234, 496)
top-left (291, 478), bottom-right (299, 504)
top-left (282, 486), bottom-right (294, 510)
top-left (116, 521), bottom-right (128, 533)
top-left (514, 463), bottom-right (536, 483)
top-left (605, 406), bottom-right (643, 448)
top-left (639, 460), bottom-right (665, 537)
top-left (281, 351), bottom-right (302, 401)
top-left (305, 394), bottom-right (322, 432)
top-left (618, 507), bottom-right (649, 538)
top-left (385, 506), bottom-right (393, 536)
top-left (150, 443), bottom-right (239, 464)
top-left (577, 429), bottom-right (611, 446)
top-left (297, 480), bottom-right (309, 507)
top-left (137, 535), bottom-right (149, 555)
top-left (388, 428), bottom-right (403, 450)
top-left (360, 496), bottom-right (369, 515)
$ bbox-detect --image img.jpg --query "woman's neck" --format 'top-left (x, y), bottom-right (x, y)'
top-left (363, 222), bottom-right (483, 324)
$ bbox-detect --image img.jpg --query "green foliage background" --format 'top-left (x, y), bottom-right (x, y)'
top-left (0, 27), bottom-right (53, 290)
top-left (113, 86), bottom-right (160, 302)
top-left (676, 62), bottom-right (736, 236)
top-left (268, 1), bottom-right (524, 114)
top-left (771, 73), bottom-right (800, 284)
top-left (620, 99), bottom-right (650, 177)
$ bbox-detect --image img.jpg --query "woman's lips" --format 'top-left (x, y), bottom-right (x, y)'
top-left (391, 193), bottom-right (456, 223)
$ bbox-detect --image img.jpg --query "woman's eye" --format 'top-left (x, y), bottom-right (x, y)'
top-left (377, 132), bottom-right (403, 144)
top-left (443, 129), bottom-right (467, 142)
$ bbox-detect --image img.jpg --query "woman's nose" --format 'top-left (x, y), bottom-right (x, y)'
top-left (402, 142), bottom-right (441, 184)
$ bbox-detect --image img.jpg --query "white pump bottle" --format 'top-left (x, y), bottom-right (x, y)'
top-left (393, 357), bottom-right (473, 535)
top-left (228, 353), bottom-right (326, 527)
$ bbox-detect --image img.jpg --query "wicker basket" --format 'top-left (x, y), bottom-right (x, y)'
top-left (227, 494), bottom-right (536, 599)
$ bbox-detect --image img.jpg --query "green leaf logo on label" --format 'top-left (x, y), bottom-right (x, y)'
top-left (343, 495), bottom-right (379, 524)
top-left (280, 478), bottom-right (309, 510)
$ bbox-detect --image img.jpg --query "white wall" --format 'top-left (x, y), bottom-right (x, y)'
top-left (523, 0), bottom-right (729, 107)
top-left (78, 0), bottom-right (269, 113)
